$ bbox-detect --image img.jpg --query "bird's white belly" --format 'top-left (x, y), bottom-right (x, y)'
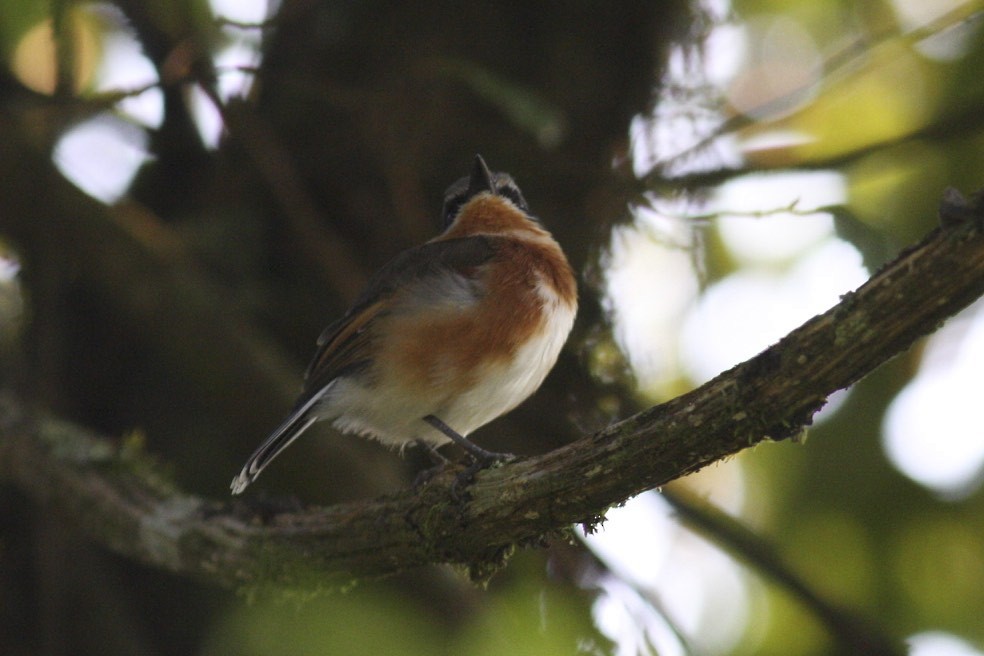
top-left (434, 300), bottom-right (575, 440)
top-left (324, 296), bottom-right (575, 448)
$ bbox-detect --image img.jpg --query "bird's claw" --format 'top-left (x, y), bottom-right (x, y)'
top-left (450, 450), bottom-right (515, 502)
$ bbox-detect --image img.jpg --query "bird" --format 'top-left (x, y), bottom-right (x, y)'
top-left (231, 155), bottom-right (577, 495)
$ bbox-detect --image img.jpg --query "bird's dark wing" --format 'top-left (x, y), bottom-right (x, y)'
top-left (230, 236), bottom-right (497, 494)
top-left (300, 235), bottom-right (497, 399)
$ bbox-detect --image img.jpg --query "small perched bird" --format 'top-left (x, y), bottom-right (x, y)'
top-left (231, 155), bottom-right (577, 495)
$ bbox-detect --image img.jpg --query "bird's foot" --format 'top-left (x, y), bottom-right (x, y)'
top-left (413, 440), bottom-right (452, 489)
top-left (451, 449), bottom-right (514, 502)
top-left (421, 415), bottom-right (514, 500)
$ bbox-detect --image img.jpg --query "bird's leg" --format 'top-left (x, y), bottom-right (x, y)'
top-left (423, 415), bottom-right (513, 463)
top-left (417, 439), bottom-right (451, 465)
top-left (412, 439), bottom-right (451, 488)
top-left (422, 415), bottom-right (514, 499)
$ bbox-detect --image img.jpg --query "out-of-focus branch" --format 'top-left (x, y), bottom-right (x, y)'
top-left (0, 124), bottom-right (392, 499)
top-left (1, 189), bottom-right (982, 593)
top-left (663, 488), bottom-right (902, 656)
top-left (218, 100), bottom-right (370, 301)
top-left (643, 2), bottom-right (984, 189)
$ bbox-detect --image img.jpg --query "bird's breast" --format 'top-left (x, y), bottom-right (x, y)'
top-left (365, 238), bottom-right (570, 419)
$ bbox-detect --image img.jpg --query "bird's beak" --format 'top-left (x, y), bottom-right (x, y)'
top-left (467, 154), bottom-right (496, 198)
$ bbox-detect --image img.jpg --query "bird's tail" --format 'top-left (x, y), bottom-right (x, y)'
top-left (230, 389), bottom-right (328, 495)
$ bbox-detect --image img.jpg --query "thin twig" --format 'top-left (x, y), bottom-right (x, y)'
top-left (648, 1), bottom-right (984, 178)
top-left (662, 488), bottom-right (902, 656)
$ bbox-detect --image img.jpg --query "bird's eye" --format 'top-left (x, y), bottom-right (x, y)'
top-left (442, 196), bottom-right (466, 229)
top-left (498, 185), bottom-right (529, 213)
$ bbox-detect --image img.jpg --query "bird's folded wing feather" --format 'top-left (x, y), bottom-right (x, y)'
top-left (299, 236), bottom-right (497, 401)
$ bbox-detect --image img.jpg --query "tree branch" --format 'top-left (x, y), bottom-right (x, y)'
top-left (662, 489), bottom-right (902, 655)
top-left (1, 190), bottom-right (983, 593)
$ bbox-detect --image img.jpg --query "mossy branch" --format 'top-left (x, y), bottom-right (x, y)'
top-left (1, 190), bottom-right (983, 593)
